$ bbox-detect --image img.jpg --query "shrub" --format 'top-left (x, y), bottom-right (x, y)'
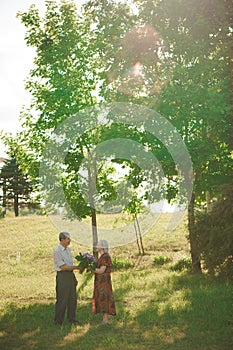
top-left (152, 255), bottom-right (172, 265)
top-left (170, 257), bottom-right (192, 271)
top-left (112, 256), bottom-right (133, 270)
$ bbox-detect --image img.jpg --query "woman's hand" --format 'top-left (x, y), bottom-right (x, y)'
top-left (95, 266), bottom-right (106, 274)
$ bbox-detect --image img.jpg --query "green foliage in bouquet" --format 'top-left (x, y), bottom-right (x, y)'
top-left (75, 252), bottom-right (96, 274)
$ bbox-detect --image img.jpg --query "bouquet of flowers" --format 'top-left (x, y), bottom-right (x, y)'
top-left (75, 252), bottom-right (96, 274)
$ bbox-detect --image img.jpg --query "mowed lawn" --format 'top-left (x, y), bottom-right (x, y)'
top-left (0, 214), bottom-right (232, 350)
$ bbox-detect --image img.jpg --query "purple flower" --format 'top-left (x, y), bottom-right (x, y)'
top-left (75, 252), bottom-right (96, 274)
top-left (83, 253), bottom-right (96, 262)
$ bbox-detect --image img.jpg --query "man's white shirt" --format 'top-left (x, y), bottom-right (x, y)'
top-left (53, 244), bottom-right (74, 271)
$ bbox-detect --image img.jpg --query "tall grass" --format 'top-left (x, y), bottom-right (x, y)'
top-left (0, 214), bottom-right (232, 350)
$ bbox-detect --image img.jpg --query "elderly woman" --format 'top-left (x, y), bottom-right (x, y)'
top-left (92, 240), bottom-right (116, 324)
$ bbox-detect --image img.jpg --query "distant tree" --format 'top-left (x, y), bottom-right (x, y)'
top-left (124, 194), bottom-right (145, 255)
top-left (0, 158), bottom-right (34, 216)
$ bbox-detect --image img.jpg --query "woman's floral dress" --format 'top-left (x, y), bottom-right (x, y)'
top-left (92, 253), bottom-right (116, 315)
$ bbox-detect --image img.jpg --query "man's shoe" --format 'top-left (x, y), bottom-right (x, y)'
top-left (54, 321), bottom-right (63, 326)
top-left (69, 320), bottom-right (81, 325)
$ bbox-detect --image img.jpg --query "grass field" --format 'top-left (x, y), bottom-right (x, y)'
top-left (0, 214), bottom-right (232, 350)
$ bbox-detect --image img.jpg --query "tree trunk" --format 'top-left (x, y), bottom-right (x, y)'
top-left (2, 178), bottom-right (7, 217)
top-left (87, 150), bottom-right (98, 260)
top-left (135, 214), bottom-right (145, 255)
top-left (14, 194), bottom-right (19, 217)
top-left (91, 207), bottom-right (98, 260)
top-left (188, 192), bottom-right (201, 273)
top-left (206, 190), bottom-right (212, 213)
top-left (2, 178), bottom-right (6, 208)
top-left (134, 219), bottom-right (142, 255)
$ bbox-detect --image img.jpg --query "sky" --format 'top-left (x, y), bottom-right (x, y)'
top-left (0, 0), bottom-right (86, 157)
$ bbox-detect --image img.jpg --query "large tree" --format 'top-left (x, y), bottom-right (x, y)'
top-left (135, 0), bottom-right (232, 272)
top-left (14, 0), bottom-right (102, 255)
top-left (83, 0), bottom-right (232, 271)
top-left (2, 0), bottom-right (135, 257)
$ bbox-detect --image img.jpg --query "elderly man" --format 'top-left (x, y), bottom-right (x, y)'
top-left (53, 231), bottom-right (80, 325)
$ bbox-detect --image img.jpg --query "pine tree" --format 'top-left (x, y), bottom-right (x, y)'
top-left (0, 158), bottom-right (34, 216)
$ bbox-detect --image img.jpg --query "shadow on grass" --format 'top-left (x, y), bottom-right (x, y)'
top-left (0, 283), bottom-right (133, 350)
top-left (0, 274), bottom-right (232, 350)
top-left (134, 273), bottom-right (233, 350)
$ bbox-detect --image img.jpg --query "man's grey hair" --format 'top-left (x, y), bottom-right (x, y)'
top-left (98, 240), bottom-right (109, 253)
top-left (59, 231), bottom-right (70, 241)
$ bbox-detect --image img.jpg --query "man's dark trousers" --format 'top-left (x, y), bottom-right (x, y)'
top-left (55, 271), bottom-right (77, 324)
